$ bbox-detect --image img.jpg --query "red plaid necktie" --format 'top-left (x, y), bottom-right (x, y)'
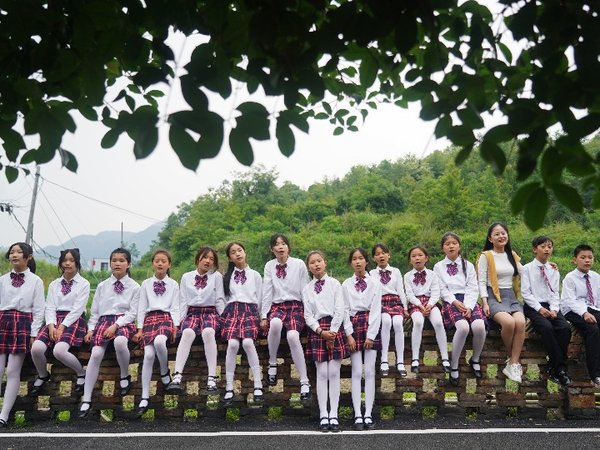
top-left (153, 280), bottom-right (166, 296)
top-left (447, 262), bottom-right (459, 276)
top-left (276, 263), bottom-right (287, 279)
top-left (113, 279), bottom-right (125, 294)
top-left (355, 276), bottom-right (367, 292)
top-left (61, 278), bottom-right (74, 295)
top-left (314, 279), bottom-right (325, 294)
top-left (540, 265), bottom-right (554, 293)
top-left (194, 274), bottom-right (207, 289)
top-left (413, 271), bottom-right (426, 286)
top-left (234, 270), bottom-right (247, 285)
top-left (10, 272), bottom-right (25, 288)
top-left (379, 269), bottom-right (391, 285)
top-left (584, 273), bottom-right (595, 307)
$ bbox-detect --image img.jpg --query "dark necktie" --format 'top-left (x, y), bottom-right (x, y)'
top-left (379, 269), bottom-right (391, 285)
top-left (540, 265), bottom-right (554, 293)
top-left (413, 271), bottom-right (426, 286)
top-left (314, 279), bottom-right (325, 294)
top-left (276, 263), bottom-right (287, 279)
top-left (234, 270), bottom-right (247, 285)
top-left (61, 278), bottom-right (74, 295)
top-left (584, 273), bottom-right (595, 306)
top-left (195, 274), bottom-right (208, 289)
top-left (447, 262), bottom-right (459, 276)
top-left (153, 280), bottom-right (166, 296)
top-left (355, 276), bottom-right (367, 292)
top-left (10, 272), bottom-right (25, 288)
top-left (113, 279), bottom-right (125, 294)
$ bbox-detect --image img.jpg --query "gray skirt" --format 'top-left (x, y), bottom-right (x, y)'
top-left (487, 287), bottom-right (523, 317)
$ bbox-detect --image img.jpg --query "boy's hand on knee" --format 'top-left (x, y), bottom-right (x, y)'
top-left (583, 312), bottom-right (597, 324)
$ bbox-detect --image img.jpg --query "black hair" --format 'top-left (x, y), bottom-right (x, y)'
top-left (110, 247), bottom-right (132, 275)
top-left (152, 249), bottom-right (172, 276)
top-left (6, 242), bottom-right (36, 273)
top-left (371, 242), bottom-right (390, 257)
top-left (223, 241), bottom-right (246, 297)
top-left (347, 247), bottom-right (370, 269)
top-left (269, 234), bottom-right (290, 257)
top-left (531, 235), bottom-right (553, 248)
top-left (59, 248), bottom-right (81, 273)
top-left (195, 246), bottom-right (219, 272)
top-left (407, 245), bottom-right (429, 263)
top-left (441, 232), bottom-right (467, 277)
top-left (574, 244), bottom-right (594, 257)
top-left (482, 222), bottom-right (518, 277)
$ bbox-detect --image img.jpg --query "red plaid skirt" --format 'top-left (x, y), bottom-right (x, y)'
top-left (350, 310), bottom-right (381, 352)
top-left (181, 306), bottom-right (220, 335)
top-left (266, 300), bottom-right (305, 333)
top-left (220, 302), bottom-right (260, 341)
top-left (306, 316), bottom-right (349, 362)
top-left (0, 310), bottom-right (32, 354)
top-left (36, 311), bottom-right (87, 348)
top-left (381, 294), bottom-right (404, 316)
top-left (141, 310), bottom-right (174, 347)
top-left (92, 314), bottom-right (137, 347)
top-left (408, 295), bottom-right (440, 315)
top-left (441, 294), bottom-right (488, 329)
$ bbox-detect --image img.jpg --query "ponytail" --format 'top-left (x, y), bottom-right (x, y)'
top-left (223, 261), bottom-right (235, 297)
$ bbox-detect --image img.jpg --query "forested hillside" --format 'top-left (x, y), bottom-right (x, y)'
top-left (142, 137), bottom-right (600, 281)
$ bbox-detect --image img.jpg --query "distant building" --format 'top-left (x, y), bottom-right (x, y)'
top-left (89, 258), bottom-right (110, 272)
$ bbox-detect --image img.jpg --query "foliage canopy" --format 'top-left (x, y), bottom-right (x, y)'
top-left (1, 0), bottom-right (599, 228)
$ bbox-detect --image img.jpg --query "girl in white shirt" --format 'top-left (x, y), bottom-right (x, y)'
top-left (167, 247), bottom-right (224, 394)
top-left (433, 233), bottom-right (487, 386)
top-left (133, 249), bottom-right (179, 417)
top-left (0, 242), bottom-right (44, 428)
top-left (261, 234), bottom-right (310, 400)
top-left (405, 246), bottom-right (450, 375)
top-left (30, 248), bottom-right (90, 397)
top-left (477, 222), bottom-right (524, 383)
top-left (78, 248), bottom-right (140, 418)
top-left (303, 250), bottom-right (348, 433)
top-left (220, 242), bottom-right (263, 405)
top-left (343, 247), bottom-right (382, 431)
top-left (370, 243), bottom-right (408, 377)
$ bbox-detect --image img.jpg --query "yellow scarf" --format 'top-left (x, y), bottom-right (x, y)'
top-left (478, 250), bottom-right (521, 302)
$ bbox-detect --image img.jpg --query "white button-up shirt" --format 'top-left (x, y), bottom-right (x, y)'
top-left (561, 268), bottom-right (600, 316)
top-left (404, 268), bottom-right (441, 307)
top-left (45, 273), bottom-right (90, 328)
top-left (88, 274), bottom-right (140, 331)
top-left (302, 274), bottom-right (345, 333)
top-left (342, 274), bottom-right (382, 341)
top-left (179, 270), bottom-right (225, 319)
top-left (136, 275), bottom-right (180, 326)
top-left (0, 269), bottom-right (45, 336)
top-left (369, 265), bottom-right (408, 308)
top-left (433, 257), bottom-right (479, 309)
top-left (225, 266), bottom-right (263, 312)
top-left (521, 260), bottom-right (560, 312)
top-left (262, 256), bottom-right (309, 317)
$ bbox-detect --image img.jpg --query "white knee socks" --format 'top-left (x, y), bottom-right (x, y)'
top-left (267, 318), bottom-right (283, 366)
top-left (174, 328), bottom-right (196, 374)
top-left (30, 340), bottom-right (50, 379)
top-left (53, 342), bottom-right (85, 376)
top-left (411, 312), bottom-right (425, 361)
top-left (350, 350), bottom-right (377, 418)
top-left (202, 328), bottom-right (218, 377)
top-left (242, 338), bottom-right (262, 388)
top-left (0, 353), bottom-right (26, 421)
top-left (451, 320), bottom-right (470, 369)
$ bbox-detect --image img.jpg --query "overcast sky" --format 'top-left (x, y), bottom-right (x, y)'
top-left (1, 1), bottom-right (513, 250)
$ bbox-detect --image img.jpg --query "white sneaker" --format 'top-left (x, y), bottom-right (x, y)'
top-left (502, 363), bottom-right (522, 383)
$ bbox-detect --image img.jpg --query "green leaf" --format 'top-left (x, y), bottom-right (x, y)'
top-left (234, 102), bottom-right (270, 141)
top-left (479, 139), bottom-right (507, 174)
top-left (133, 126), bottom-right (159, 159)
top-left (5, 166), bottom-right (18, 183)
top-left (0, 128), bottom-right (26, 161)
top-left (510, 181), bottom-right (540, 214)
top-left (551, 182), bottom-right (583, 213)
top-left (497, 42), bottom-right (512, 64)
top-left (454, 145), bottom-right (473, 165)
top-left (484, 124), bottom-right (513, 143)
top-left (19, 150), bottom-right (37, 165)
top-left (333, 126), bottom-right (344, 136)
top-left (229, 128), bottom-right (254, 166)
top-left (180, 75), bottom-right (208, 110)
top-left (359, 53), bottom-right (378, 88)
top-left (58, 148), bottom-right (78, 172)
top-left (169, 125), bottom-right (201, 170)
top-left (276, 118), bottom-right (295, 157)
top-left (101, 129), bottom-right (121, 149)
top-left (523, 186), bottom-right (548, 230)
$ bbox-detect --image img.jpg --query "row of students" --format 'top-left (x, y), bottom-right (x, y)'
top-left (2, 227), bottom-right (600, 429)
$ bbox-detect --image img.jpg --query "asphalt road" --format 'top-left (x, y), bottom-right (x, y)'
top-left (1, 417), bottom-right (600, 449)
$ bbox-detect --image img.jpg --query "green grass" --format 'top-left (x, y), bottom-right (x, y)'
top-left (506, 406), bottom-right (518, 418)
top-left (225, 407), bottom-right (240, 422)
top-left (184, 408), bottom-right (198, 420)
top-left (56, 410), bottom-right (70, 421)
top-left (422, 406), bottom-right (437, 419)
top-left (267, 406), bottom-right (283, 421)
top-left (338, 406), bottom-right (353, 419)
top-left (380, 405), bottom-right (394, 419)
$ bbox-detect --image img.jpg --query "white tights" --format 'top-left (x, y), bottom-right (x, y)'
top-left (380, 313), bottom-right (405, 365)
top-left (140, 335), bottom-right (169, 399)
top-left (174, 328), bottom-right (217, 377)
top-left (411, 309), bottom-right (449, 361)
top-left (315, 359), bottom-right (342, 419)
top-left (451, 319), bottom-right (486, 369)
top-left (0, 353), bottom-right (26, 422)
top-left (225, 338), bottom-right (262, 390)
top-left (82, 336), bottom-right (130, 403)
top-left (30, 340), bottom-right (85, 380)
top-left (350, 349), bottom-right (377, 418)
top-left (267, 318), bottom-right (309, 384)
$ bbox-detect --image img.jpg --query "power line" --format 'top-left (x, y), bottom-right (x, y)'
top-left (40, 176), bottom-right (165, 223)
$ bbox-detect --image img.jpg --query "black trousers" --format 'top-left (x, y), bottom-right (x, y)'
top-left (524, 303), bottom-right (571, 371)
top-left (564, 307), bottom-right (600, 379)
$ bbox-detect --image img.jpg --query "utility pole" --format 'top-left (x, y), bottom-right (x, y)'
top-left (25, 166), bottom-right (41, 246)
top-left (120, 221), bottom-right (124, 248)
